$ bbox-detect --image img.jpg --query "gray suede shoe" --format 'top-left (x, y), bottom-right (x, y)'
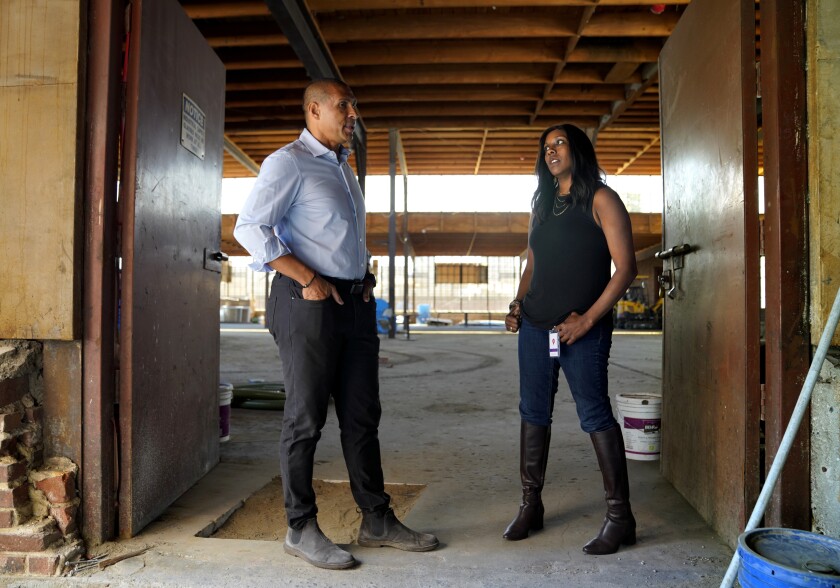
top-left (283, 519), bottom-right (357, 570)
top-left (357, 508), bottom-right (439, 552)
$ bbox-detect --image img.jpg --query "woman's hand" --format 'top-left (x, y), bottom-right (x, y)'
top-left (555, 312), bottom-right (593, 345)
top-left (505, 305), bottom-right (522, 333)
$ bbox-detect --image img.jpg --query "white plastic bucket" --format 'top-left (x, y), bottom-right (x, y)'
top-left (616, 393), bottom-right (662, 461)
top-left (219, 383), bottom-right (234, 442)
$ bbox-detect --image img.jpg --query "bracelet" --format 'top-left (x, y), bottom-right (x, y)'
top-left (301, 273), bottom-right (317, 288)
top-left (509, 299), bottom-right (522, 310)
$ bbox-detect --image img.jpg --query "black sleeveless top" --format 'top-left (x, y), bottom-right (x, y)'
top-left (521, 197), bottom-right (612, 330)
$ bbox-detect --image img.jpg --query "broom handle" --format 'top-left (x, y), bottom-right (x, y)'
top-left (720, 284), bottom-right (840, 588)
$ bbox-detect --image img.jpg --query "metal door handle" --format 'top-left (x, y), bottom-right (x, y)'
top-left (210, 251), bottom-right (229, 262)
top-left (658, 270), bottom-right (673, 299)
top-left (655, 244), bottom-right (694, 300)
top-left (654, 243), bottom-right (693, 260)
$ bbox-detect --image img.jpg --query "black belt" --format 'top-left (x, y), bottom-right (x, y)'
top-left (322, 276), bottom-right (365, 295)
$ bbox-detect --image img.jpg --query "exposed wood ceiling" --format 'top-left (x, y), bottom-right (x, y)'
top-left (180, 0), bottom-right (692, 177)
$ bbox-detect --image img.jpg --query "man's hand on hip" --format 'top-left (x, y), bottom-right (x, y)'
top-left (304, 276), bottom-right (344, 305)
top-left (362, 277), bottom-right (375, 302)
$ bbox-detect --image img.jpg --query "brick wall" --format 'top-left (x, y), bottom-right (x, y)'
top-left (0, 342), bottom-right (83, 576)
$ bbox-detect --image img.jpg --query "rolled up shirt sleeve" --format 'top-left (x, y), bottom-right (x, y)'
top-left (233, 152), bottom-right (301, 272)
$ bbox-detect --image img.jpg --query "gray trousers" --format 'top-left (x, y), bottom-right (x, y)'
top-left (266, 274), bottom-right (390, 527)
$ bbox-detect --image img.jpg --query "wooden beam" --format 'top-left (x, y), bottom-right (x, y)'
top-left (342, 64), bottom-right (626, 86)
top-left (308, 0), bottom-right (689, 9)
top-left (182, 1), bottom-right (270, 19)
top-left (583, 11), bottom-right (680, 36)
top-left (226, 79), bottom-right (308, 91)
top-left (546, 84), bottom-right (627, 101)
top-left (568, 39), bottom-right (663, 63)
top-left (335, 39), bottom-right (563, 66)
top-left (206, 33), bottom-right (288, 48)
top-left (614, 135), bottom-right (659, 175)
top-left (359, 103), bottom-right (538, 117)
top-left (345, 64), bottom-right (555, 86)
top-left (604, 62), bottom-right (640, 83)
top-left (538, 103), bottom-right (612, 116)
top-left (474, 130), bottom-right (488, 175)
top-left (318, 13), bottom-right (578, 42)
top-left (223, 135), bottom-right (260, 175)
top-left (368, 212), bottom-right (533, 234)
top-left (226, 97), bottom-right (302, 107)
top-left (355, 85), bottom-right (542, 102)
top-left (222, 58), bottom-right (300, 70)
top-left (598, 62), bottom-right (659, 131)
top-left (530, 3), bottom-right (598, 124)
top-left (397, 130), bottom-right (540, 139)
top-left (361, 115), bottom-right (602, 129)
top-left (225, 102), bottom-right (614, 121)
top-left (397, 145), bottom-right (533, 155)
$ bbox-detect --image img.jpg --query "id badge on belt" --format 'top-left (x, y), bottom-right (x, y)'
top-left (549, 331), bottom-right (559, 357)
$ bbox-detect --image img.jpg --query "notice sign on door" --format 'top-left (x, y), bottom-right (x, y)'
top-left (180, 94), bottom-right (206, 160)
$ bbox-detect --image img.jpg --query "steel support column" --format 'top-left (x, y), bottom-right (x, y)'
top-left (264, 0), bottom-right (368, 163)
top-left (82, 0), bottom-right (122, 545)
top-left (388, 129), bottom-right (398, 339)
top-left (760, 0), bottom-right (810, 529)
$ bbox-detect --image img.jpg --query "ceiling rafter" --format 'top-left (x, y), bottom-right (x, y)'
top-left (176, 0), bottom-right (712, 177)
top-left (181, 0), bottom-right (690, 17)
top-left (529, 3), bottom-right (599, 125)
top-left (598, 64), bottom-right (660, 132)
top-left (614, 136), bottom-right (660, 174)
top-left (474, 129), bottom-right (489, 175)
top-left (307, 0), bottom-right (688, 8)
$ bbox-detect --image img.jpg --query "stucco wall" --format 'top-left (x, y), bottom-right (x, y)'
top-left (812, 358), bottom-right (840, 536)
top-left (808, 0), bottom-right (840, 537)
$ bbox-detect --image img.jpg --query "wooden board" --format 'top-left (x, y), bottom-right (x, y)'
top-left (0, 0), bottom-right (82, 340)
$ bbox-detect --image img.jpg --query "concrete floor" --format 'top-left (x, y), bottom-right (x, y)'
top-left (14, 326), bottom-right (735, 587)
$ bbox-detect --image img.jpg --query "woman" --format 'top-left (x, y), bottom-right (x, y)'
top-left (503, 123), bottom-right (638, 555)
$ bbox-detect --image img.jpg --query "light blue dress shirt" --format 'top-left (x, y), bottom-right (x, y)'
top-left (233, 129), bottom-right (368, 280)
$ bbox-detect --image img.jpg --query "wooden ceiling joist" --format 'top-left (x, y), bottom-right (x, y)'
top-left (178, 0), bottom-right (703, 176)
top-left (306, 0), bottom-right (688, 9)
top-left (318, 13), bottom-right (580, 43)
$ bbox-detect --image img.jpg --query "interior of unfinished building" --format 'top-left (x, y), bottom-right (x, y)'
top-left (1, 0), bottom-right (840, 584)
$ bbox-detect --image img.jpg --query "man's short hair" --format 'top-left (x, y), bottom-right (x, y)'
top-left (302, 78), bottom-right (351, 112)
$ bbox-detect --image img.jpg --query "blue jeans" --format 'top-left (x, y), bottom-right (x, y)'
top-left (518, 316), bottom-right (616, 433)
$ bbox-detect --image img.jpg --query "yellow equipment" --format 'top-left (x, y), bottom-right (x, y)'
top-left (614, 281), bottom-right (662, 330)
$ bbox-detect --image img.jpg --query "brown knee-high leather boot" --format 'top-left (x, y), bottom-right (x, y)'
top-left (583, 423), bottom-right (636, 555)
top-left (503, 421), bottom-right (551, 541)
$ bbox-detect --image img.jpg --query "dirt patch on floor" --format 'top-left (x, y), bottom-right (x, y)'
top-left (212, 478), bottom-right (426, 544)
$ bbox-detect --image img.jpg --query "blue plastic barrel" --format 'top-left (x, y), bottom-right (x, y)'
top-left (738, 528), bottom-right (840, 587)
top-left (417, 304), bottom-right (431, 324)
top-left (375, 298), bottom-right (389, 334)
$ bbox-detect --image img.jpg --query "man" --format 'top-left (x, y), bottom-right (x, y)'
top-left (234, 79), bottom-right (438, 570)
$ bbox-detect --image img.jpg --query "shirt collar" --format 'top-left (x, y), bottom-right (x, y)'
top-left (299, 128), bottom-right (350, 163)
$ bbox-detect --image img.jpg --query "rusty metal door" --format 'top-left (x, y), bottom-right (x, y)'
top-left (659, 0), bottom-right (760, 546)
top-left (118, 0), bottom-right (225, 536)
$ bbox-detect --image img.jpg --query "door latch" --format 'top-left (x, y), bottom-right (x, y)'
top-left (204, 249), bottom-right (229, 273)
top-left (654, 244), bottom-right (694, 299)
